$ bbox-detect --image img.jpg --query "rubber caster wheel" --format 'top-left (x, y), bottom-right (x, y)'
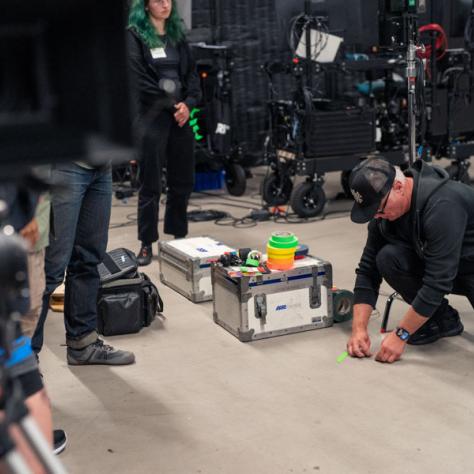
top-left (290, 181), bottom-right (326, 218)
top-left (225, 163), bottom-right (247, 196)
top-left (261, 172), bottom-right (293, 206)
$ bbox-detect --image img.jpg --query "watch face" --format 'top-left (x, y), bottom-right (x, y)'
top-left (397, 328), bottom-right (409, 341)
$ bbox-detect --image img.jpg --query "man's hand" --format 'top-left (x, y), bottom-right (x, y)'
top-left (347, 329), bottom-right (372, 358)
top-left (375, 331), bottom-right (406, 363)
top-left (174, 102), bottom-right (190, 127)
top-left (20, 218), bottom-right (39, 248)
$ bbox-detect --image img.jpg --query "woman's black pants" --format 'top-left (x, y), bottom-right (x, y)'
top-left (137, 111), bottom-right (195, 244)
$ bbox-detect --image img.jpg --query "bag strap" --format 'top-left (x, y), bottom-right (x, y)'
top-left (156, 293), bottom-right (164, 313)
top-left (140, 273), bottom-right (164, 313)
top-left (102, 252), bottom-right (122, 275)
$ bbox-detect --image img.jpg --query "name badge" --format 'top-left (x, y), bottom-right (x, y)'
top-left (150, 47), bottom-right (167, 59)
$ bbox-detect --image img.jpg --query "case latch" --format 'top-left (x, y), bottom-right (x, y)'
top-left (254, 294), bottom-right (267, 323)
top-left (309, 271), bottom-right (321, 309)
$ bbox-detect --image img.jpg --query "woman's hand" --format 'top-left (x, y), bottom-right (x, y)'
top-left (174, 102), bottom-right (190, 127)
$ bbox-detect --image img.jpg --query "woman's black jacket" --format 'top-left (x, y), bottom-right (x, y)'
top-left (127, 28), bottom-right (201, 118)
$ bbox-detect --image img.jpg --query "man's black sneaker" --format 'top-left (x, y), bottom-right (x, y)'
top-left (435, 307), bottom-right (464, 338)
top-left (137, 245), bottom-right (152, 266)
top-left (407, 318), bottom-right (441, 345)
top-left (53, 429), bottom-right (67, 455)
top-left (67, 339), bottom-right (135, 366)
top-left (408, 306), bottom-right (464, 345)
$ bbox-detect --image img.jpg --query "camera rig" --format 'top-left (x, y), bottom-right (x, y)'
top-left (260, 0), bottom-right (474, 217)
top-left (0, 212), bottom-right (68, 473)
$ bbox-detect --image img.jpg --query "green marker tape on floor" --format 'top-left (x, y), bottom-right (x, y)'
top-left (337, 351), bottom-right (349, 364)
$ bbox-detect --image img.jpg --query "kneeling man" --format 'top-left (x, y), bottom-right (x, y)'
top-left (347, 158), bottom-right (473, 363)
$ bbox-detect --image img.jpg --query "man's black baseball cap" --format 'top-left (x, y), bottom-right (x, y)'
top-left (349, 157), bottom-right (396, 224)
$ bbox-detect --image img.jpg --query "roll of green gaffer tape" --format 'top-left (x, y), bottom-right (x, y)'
top-left (332, 289), bottom-right (354, 323)
top-left (268, 231), bottom-right (299, 249)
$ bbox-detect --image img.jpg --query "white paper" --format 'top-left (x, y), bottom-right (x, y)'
top-left (296, 28), bottom-right (343, 63)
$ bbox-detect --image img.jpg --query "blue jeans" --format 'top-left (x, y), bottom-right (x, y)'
top-left (31, 163), bottom-right (112, 353)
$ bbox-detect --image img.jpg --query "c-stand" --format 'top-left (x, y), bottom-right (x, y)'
top-left (406, 14), bottom-right (419, 166)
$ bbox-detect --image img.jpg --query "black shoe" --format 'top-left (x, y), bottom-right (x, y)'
top-left (67, 339), bottom-right (135, 366)
top-left (407, 318), bottom-right (441, 345)
top-left (137, 244), bottom-right (152, 266)
top-left (408, 306), bottom-right (464, 345)
top-left (53, 429), bottom-right (67, 455)
top-left (435, 307), bottom-right (464, 338)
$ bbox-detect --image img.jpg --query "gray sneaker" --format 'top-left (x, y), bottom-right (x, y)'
top-left (67, 339), bottom-right (135, 366)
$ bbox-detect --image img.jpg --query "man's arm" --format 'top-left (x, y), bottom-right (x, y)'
top-left (375, 307), bottom-right (431, 363)
top-left (353, 220), bottom-right (386, 309)
top-left (348, 221), bottom-right (386, 358)
top-left (347, 303), bottom-right (373, 357)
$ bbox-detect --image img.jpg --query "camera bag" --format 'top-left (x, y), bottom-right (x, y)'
top-left (97, 248), bottom-right (163, 336)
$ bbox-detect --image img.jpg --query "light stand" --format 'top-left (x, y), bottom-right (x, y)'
top-left (405, 14), bottom-right (419, 166)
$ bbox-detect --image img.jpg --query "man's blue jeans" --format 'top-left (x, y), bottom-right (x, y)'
top-left (31, 163), bottom-right (112, 353)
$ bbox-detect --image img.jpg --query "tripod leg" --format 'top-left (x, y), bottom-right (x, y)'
top-left (0, 421), bottom-right (34, 474)
top-left (3, 449), bottom-right (34, 474)
top-left (19, 416), bottom-right (68, 474)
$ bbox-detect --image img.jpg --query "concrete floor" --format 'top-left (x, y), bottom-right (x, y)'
top-left (40, 169), bottom-right (474, 474)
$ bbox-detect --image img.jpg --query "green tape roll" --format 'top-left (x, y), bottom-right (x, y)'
top-left (245, 257), bottom-right (260, 267)
top-left (268, 231), bottom-right (299, 249)
top-left (332, 289), bottom-right (354, 323)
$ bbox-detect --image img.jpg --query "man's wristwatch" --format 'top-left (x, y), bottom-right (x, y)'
top-left (395, 326), bottom-right (411, 342)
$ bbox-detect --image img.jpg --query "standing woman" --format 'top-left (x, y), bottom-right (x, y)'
top-left (128, 0), bottom-right (201, 266)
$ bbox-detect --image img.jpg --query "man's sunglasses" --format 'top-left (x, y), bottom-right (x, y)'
top-left (377, 188), bottom-right (391, 214)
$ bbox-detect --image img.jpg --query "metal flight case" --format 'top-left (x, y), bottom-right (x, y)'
top-left (212, 255), bottom-right (333, 342)
top-left (159, 237), bottom-right (235, 303)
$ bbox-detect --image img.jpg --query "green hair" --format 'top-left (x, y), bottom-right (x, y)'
top-left (128, 0), bottom-right (185, 48)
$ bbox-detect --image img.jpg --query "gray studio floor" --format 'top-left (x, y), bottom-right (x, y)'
top-left (39, 167), bottom-right (474, 474)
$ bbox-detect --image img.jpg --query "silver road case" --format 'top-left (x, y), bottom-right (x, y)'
top-left (212, 256), bottom-right (333, 341)
top-left (159, 237), bottom-right (235, 303)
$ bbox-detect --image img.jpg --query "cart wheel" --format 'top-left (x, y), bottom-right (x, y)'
top-left (225, 163), bottom-right (247, 196)
top-left (261, 172), bottom-right (293, 206)
top-left (290, 181), bottom-right (326, 218)
top-left (445, 163), bottom-right (471, 185)
top-left (340, 170), bottom-right (353, 199)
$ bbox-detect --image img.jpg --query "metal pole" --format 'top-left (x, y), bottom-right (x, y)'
top-left (19, 416), bottom-right (68, 474)
top-left (210, 0), bottom-right (217, 44)
top-left (407, 39), bottom-right (417, 166)
top-left (406, 13), bottom-right (418, 166)
top-left (4, 450), bottom-right (34, 474)
top-left (304, 0), bottom-right (313, 91)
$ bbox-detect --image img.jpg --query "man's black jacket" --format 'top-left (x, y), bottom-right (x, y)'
top-left (354, 160), bottom-right (474, 318)
top-left (127, 28), bottom-right (201, 119)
